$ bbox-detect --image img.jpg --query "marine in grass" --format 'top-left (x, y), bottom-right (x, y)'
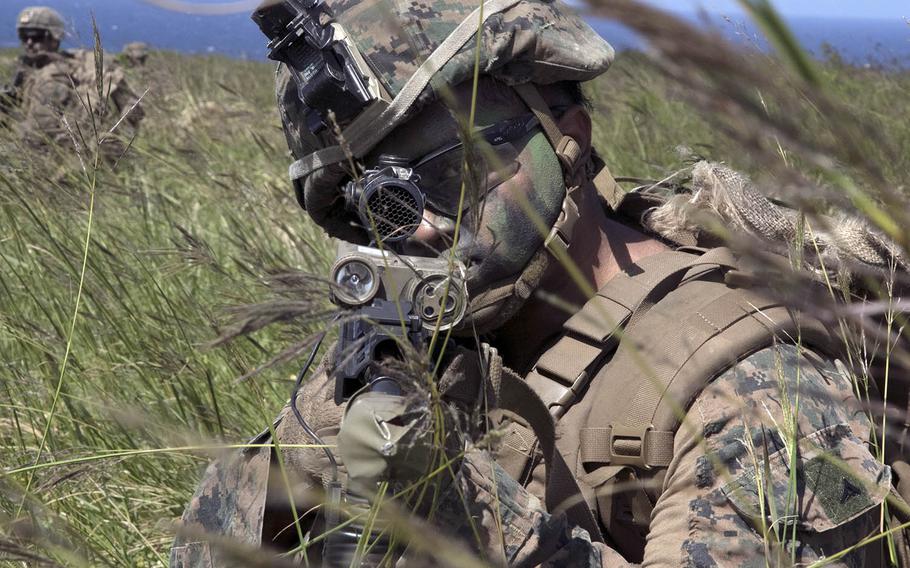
top-left (1, 6), bottom-right (145, 157)
top-left (120, 41), bottom-right (150, 68)
top-left (171, 0), bottom-right (910, 566)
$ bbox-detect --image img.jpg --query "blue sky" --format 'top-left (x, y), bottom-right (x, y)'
top-left (2, 0), bottom-right (908, 62)
top-left (643, 0), bottom-right (908, 20)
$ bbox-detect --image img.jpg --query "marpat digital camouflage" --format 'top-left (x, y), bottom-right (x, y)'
top-left (170, 0), bottom-right (899, 565)
top-left (173, 341), bottom-right (890, 567)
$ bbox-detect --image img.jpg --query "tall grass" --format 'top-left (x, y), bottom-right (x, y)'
top-left (1, 49), bottom-right (331, 566)
top-left (1, 6), bottom-right (909, 564)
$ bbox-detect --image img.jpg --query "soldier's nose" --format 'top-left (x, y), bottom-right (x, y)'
top-left (403, 211), bottom-right (456, 256)
top-left (413, 211), bottom-right (455, 244)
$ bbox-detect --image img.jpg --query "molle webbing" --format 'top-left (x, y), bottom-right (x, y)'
top-left (503, 245), bottom-right (840, 557)
top-left (578, 277), bottom-right (835, 472)
top-left (496, 365), bottom-right (605, 544)
top-left (525, 248), bottom-right (738, 418)
top-left (492, 247), bottom-right (746, 546)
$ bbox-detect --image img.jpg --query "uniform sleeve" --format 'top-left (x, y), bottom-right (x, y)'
top-left (436, 449), bottom-right (633, 567)
top-left (171, 361), bottom-right (342, 567)
top-left (643, 344), bottom-right (890, 567)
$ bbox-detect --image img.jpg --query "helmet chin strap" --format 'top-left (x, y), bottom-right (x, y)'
top-left (458, 83), bottom-right (589, 334)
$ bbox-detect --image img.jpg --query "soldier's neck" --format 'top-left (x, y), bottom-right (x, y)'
top-left (495, 190), bottom-right (667, 373)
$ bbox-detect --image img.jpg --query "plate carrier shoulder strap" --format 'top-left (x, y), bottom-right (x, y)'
top-left (503, 245), bottom-right (844, 548)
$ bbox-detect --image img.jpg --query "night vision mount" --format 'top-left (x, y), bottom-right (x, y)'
top-left (252, 0), bottom-right (388, 134)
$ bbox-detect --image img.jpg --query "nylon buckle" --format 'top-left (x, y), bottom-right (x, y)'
top-left (551, 370), bottom-right (590, 418)
top-left (609, 425), bottom-right (654, 469)
top-left (556, 135), bottom-right (581, 172)
top-left (544, 185), bottom-right (581, 258)
top-left (544, 227), bottom-right (570, 258)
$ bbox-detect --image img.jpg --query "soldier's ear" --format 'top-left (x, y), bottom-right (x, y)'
top-left (556, 104), bottom-right (592, 159)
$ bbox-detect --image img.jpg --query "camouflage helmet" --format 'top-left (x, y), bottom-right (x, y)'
top-left (253, 0), bottom-right (613, 238)
top-left (16, 7), bottom-right (66, 41)
top-left (122, 42), bottom-right (149, 66)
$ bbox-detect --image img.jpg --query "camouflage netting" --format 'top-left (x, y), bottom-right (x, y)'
top-left (266, 0), bottom-right (614, 236)
top-left (640, 161), bottom-right (908, 280)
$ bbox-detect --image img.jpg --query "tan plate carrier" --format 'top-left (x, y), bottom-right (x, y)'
top-left (490, 246), bottom-right (910, 563)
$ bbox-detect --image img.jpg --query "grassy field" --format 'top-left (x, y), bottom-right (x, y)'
top-left (1, 24), bottom-right (909, 567)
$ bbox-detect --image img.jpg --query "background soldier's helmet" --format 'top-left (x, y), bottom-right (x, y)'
top-left (252, 0), bottom-right (614, 241)
top-left (16, 6), bottom-right (66, 41)
top-left (122, 42), bottom-right (149, 66)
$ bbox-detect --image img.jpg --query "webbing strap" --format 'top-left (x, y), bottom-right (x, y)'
top-left (288, 0), bottom-right (522, 183)
top-left (592, 164), bottom-right (625, 211)
top-left (525, 248), bottom-right (738, 417)
top-left (580, 288), bottom-right (782, 469)
top-left (512, 83), bottom-right (581, 173)
top-left (579, 427), bottom-right (676, 469)
top-left (543, 183), bottom-right (583, 258)
top-left (498, 368), bottom-right (604, 543)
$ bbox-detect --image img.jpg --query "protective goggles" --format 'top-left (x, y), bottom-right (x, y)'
top-left (19, 29), bottom-right (52, 43)
top-left (412, 112), bottom-right (540, 216)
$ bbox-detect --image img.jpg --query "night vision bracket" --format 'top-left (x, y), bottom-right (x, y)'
top-left (253, 0), bottom-right (389, 134)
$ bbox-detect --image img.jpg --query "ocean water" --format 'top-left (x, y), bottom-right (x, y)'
top-left (1, 1), bottom-right (908, 67)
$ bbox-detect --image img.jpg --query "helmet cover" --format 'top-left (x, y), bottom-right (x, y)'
top-left (17, 7), bottom-right (66, 41)
top-left (261, 0), bottom-right (614, 237)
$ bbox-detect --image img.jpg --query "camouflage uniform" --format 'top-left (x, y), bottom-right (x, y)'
top-left (171, 0), bottom-right (894, 565)
top-left (3, 7), bottom-right (144, 155)
top-left (173, 342), bottom-right (889, 566)
top-left (11, 49), bottom-right (145, 153)
top-left (172, 236), bottom-right (890, 568)
top-left (430, 344), bottom-right (889, 567)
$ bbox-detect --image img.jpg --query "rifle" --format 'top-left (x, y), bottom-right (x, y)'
top-left (301, 240), bottom-right (466, 566)
top-left (285, 155), bottom-right (467, 566)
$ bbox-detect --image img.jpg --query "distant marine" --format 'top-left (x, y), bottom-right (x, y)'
top-left (122, 41), bottom-right (149, 67)
top-left (1, 6), bottom-right (145, 157)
